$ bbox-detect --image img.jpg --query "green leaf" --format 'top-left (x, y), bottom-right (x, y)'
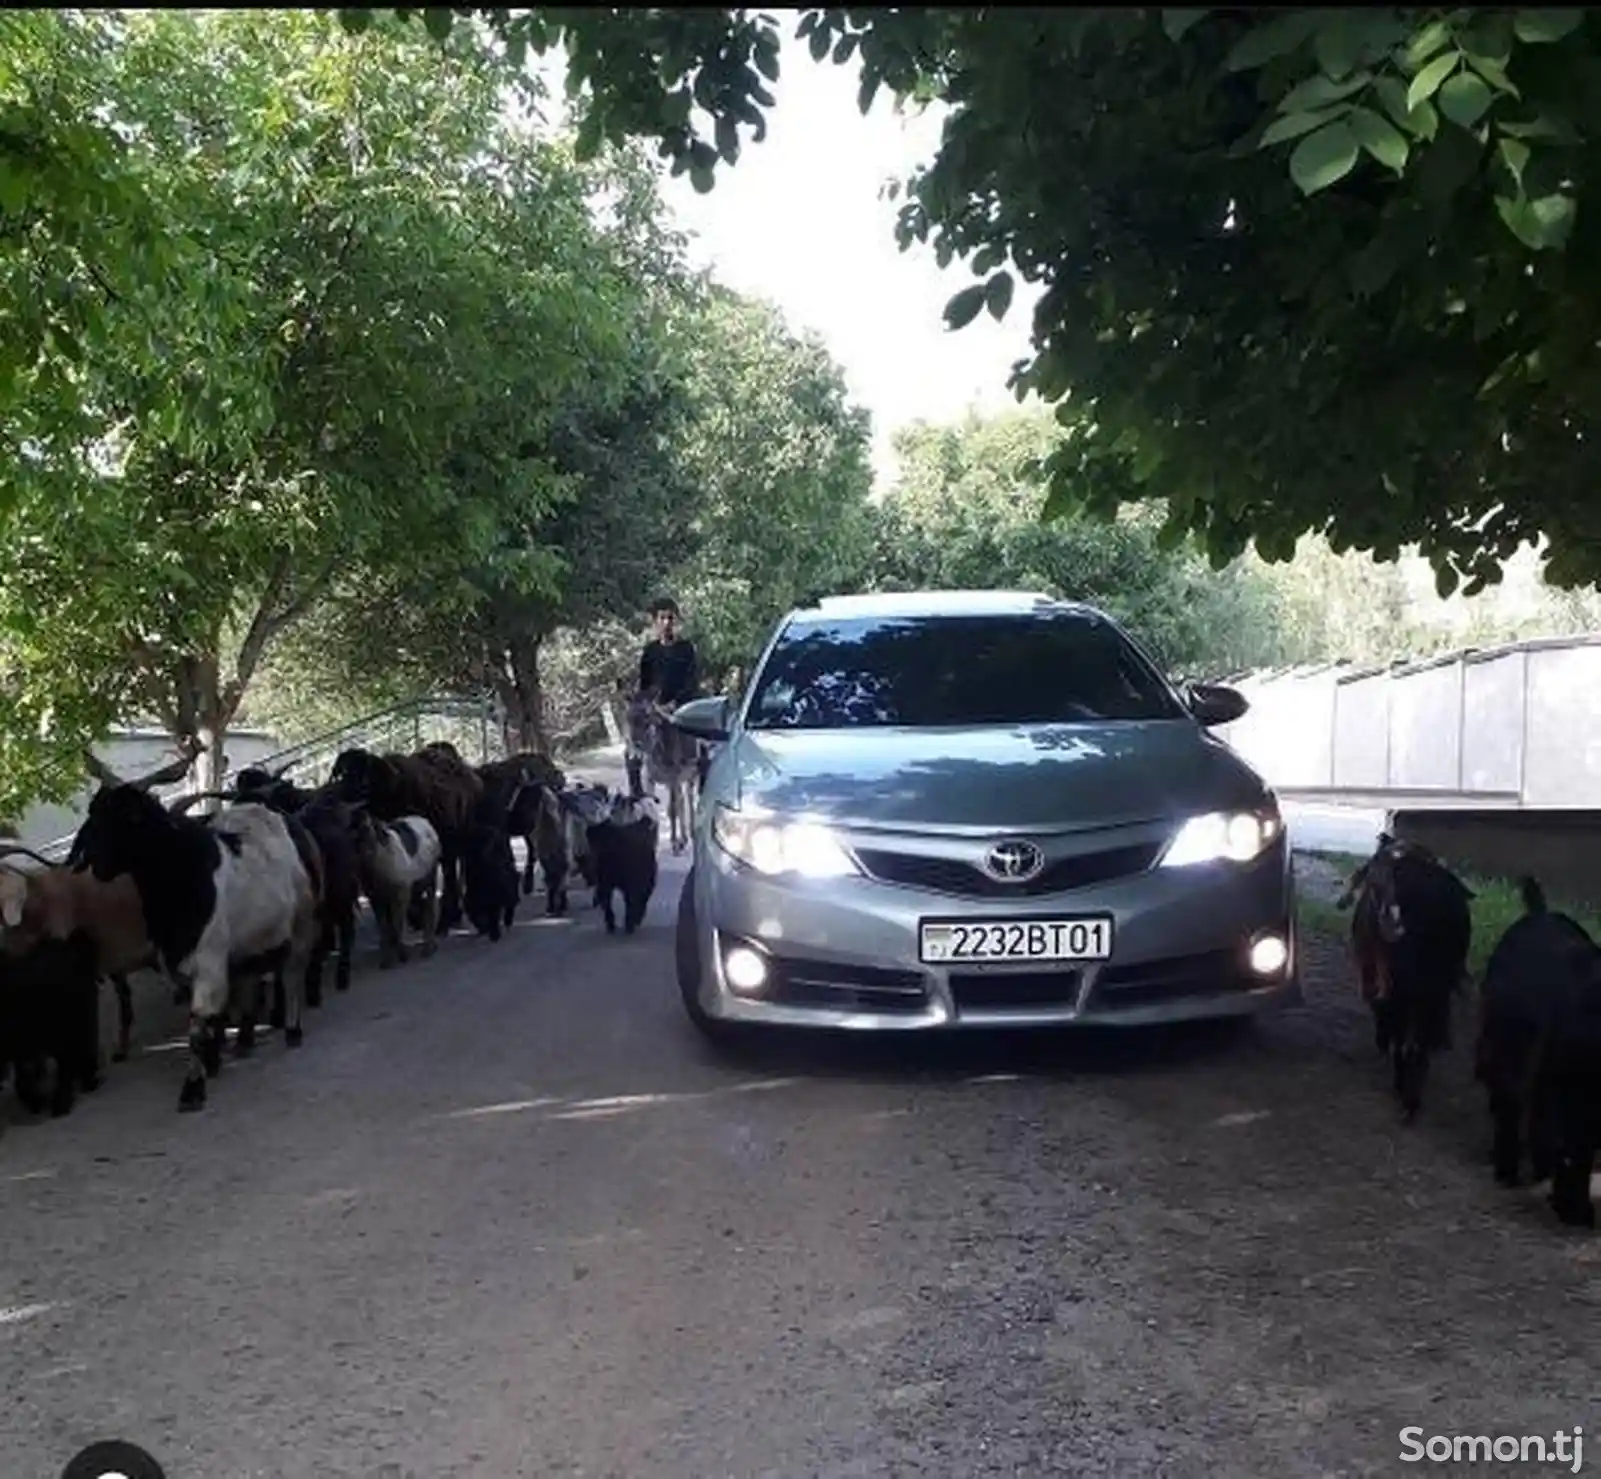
top-left (421, 8), bottom-right (454, 41)
top-left (1312, 15), bottom-right (1363, 80)
top-left (807, 25), bottom-right (829, 61)
top-left (1224, 11), bottom-right (1322, 71)
top-left (858, 70), bottom-right (881, 114)
top-left (754, 45), bottom-right (780, 83)
top-left (1288, 119), bottom-right (1360, 195)
top-left (1465, 53), bottom-right (1520, 97)
top-left (1497, 134), bottom-right (1531, 189)
top-left (337, 9), bottom-right (374, 34)
top-left (1259, 106), bottom-right (1352, 148)
top-left (1438, 70), bottom-right (1494, 128)
top-left (1495, 190), bottom-right (1577, 250)
top-left (1278, 69), bottom-right (1373, 113)
top-left (1404, 20), bottom-right (1453, 70)
top-left (1512, 9), bottom-right (1584, 43)
top-left (1347, 105), bottom-right (1410, 171)
top-left (1406, 51), bottom-right (1459, 112)
top-left (984, 271), bottom-right (1015, 321)
top-left (715, 115), bottom-right (740, 164)
top-left (1433, 562), bottom-right (1459, 600)
top-left (689, 163), bottom-right (716, 194)
top-left (943, 283), bottom-right (988, 331)
top-left (1161, 10), bottom-right (1209, 42)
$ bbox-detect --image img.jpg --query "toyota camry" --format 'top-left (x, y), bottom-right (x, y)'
top-left (668, 590), bottom-right (1298, 1039)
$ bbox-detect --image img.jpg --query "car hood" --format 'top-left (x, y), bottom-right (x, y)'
top-left (729, 722), bottom-right (1266, 834)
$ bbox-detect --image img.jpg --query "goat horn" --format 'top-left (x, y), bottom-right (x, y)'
top-left (272, 761), bottom-right (295, 780)
top-left (84, 748), bottom-right (127, 788)
top-left (167, 789), bottom-right (237, 815)
top-left (136, 742), bottom-right (205, 792)
top-left (0, 842), bottom-right (54, 867)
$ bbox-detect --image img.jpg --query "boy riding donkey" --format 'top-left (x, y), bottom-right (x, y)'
top-left (627, 596), bottom-right (703, 854)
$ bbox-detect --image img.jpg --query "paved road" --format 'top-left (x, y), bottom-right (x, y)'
top-left (4, 827), bottom-right (1598, 1478)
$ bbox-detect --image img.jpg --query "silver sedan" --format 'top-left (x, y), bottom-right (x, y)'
top-left (670, 590), bottom-right (1298, 1038)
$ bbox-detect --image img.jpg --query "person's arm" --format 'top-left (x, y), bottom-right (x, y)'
top-left (680, 641), bottom-right (701, 703)
top-left (638, 642), bottom-right (655, 695)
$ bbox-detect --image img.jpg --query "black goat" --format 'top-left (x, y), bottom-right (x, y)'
top-left (461, 795), bottom-right (520, 943)
top-left (1337, 836), bottom-right (1472, 1120)
top-left (588, 794), bottom-right (659, 936)
top-left (1476, 876), bottom-right (1601, 1229)
top-left (0, 933), bottom-right (101, 1118)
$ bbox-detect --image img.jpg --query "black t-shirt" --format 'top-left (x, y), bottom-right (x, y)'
top-left (639, 637), bottom-right (699, 707)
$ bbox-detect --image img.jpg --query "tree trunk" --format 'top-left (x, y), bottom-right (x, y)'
top-left (175, 652), bottom-right (239, 809)
top-left (495, 634), bottom-right (549, 754)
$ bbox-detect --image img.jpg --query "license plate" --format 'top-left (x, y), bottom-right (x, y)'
top-left (919, 916), bottom-right (1115, 965)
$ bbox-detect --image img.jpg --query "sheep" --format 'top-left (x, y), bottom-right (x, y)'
top-left (1475, 876), bottom-right (1601, 1228)
top-left (230, 773), bottom-right (361, 1005)
top-left (587, 791), bottom-right (660, 936)
top-left (328, 745), bottom-right (482, 933)
top-left (349, 810), bottom-right (441, 966)
top-left (0, 842), bottom-right (155, 1065)
top-left (69, 745), bottom-right (321, 1112)
top-left (1335, 833), bottom-right (1473, 1120)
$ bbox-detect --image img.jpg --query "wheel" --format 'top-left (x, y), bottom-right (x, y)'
top-left (675, 868), bottom-right (748, 1051)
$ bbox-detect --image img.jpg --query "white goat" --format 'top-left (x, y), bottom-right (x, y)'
top-left (351, 810), bottom-right (442, 966)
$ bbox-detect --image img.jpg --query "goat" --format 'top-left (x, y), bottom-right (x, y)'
top-left (0, 842), bottom-right (155, 1065)
top-left (328, 746), bottom-right (481, 933)
top-left (0, 931), bottom-right (101, 1118)
top-left (350, 810), bottom-right (441, 966)
top-left (70, 744), bottom-right (321, 1112)
top-left (1476, 876), bottom-right (1601, 1228)
top-left (559, 783), bottom-right (612, 897)
top-left (462, 791), bottom-right (521, 943)
top-left (476, 753), bottom-right (566, 897)
top-left (588, 792), bottom-right (660, 936)
top-left (230, 773), bottom-right (361, 1004)
top-left (1336, 834), bottom-right (1472, 1120)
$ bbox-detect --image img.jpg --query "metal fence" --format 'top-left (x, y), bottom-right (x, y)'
top-left (1212, 633), bottom-right (1601, 806)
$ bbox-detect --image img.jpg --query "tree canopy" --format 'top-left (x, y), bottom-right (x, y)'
top-left (364, 6), bottom-right (1601, 596)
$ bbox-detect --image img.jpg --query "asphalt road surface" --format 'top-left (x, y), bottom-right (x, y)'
top-left (4, 813), bottom-right (1598, 1478)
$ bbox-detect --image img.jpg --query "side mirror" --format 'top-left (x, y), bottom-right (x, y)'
top-left (1186, 681), bottom-right (1248, 727)
top-left (669, 694), bottom-right (732, 743)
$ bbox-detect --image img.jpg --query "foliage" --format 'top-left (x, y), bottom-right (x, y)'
top-left (864, 408), bottom-right (1294, 677)
top-left (372, 6), bottom-right (1601, 597)
top-left (0, 10), bottom-right (638, 812)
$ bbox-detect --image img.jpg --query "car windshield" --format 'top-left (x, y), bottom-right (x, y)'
top-left (744, 611), bottom-right (1186, 730)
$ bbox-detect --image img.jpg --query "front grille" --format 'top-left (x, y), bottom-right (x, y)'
top-left (1088, 948), bottom-right (1246, 1010)
top-left (763, 952), bottom-right (929, 1014)
top-left (948, 969), bottom-right (1082, 1012)
top-left (855, 842), bottom-right (1162, 899)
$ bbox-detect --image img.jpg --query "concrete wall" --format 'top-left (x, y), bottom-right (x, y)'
top-left (8, 728), bottom-right (283, 852)
top-left (1210, 634), bottom-right (1601, 807)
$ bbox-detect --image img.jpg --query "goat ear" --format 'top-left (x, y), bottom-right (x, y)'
top-left (0, 873), bottom-right (25, 928)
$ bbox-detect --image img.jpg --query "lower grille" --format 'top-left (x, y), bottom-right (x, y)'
top-left (1088, 948), bottom-right (1246, 1010)
top-left (855, 842), bottom-right (1162, 899)
top-left (948, 969), bottom-right (1082, 1012)
top-left (763, 952), bottom-right (929, 1014)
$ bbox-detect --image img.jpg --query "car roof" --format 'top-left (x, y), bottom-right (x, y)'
top-left (789, 590), bottom-right (1104, 622)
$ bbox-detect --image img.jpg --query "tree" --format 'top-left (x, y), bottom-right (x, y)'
top-left (0, 11), bottom-right (631, 813)
top-left (353, 7), bottom-right (1601, 595)
top-left (864, 407), bottom-right (1294, 676)
top-left (663, 287), bottom-right (877, 677)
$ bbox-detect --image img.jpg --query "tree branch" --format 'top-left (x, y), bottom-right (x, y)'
top-left (221, 548), bottom-right (342, 713)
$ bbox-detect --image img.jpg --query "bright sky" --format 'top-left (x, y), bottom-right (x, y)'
top-left (530, 47), bottom-right (1044, 491)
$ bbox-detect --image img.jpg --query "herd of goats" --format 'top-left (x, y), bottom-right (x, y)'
top-left (0, 736), bottom-right (662, 1116)
top-left (1335, 834), bottom-right (1601, 1230)
top-left (2, 735), bottom-right (1599, 1233)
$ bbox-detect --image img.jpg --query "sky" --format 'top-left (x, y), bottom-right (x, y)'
top-left (529, 46), bottom-right (1044, 491)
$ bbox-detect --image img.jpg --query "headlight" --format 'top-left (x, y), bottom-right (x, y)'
top-left (712, 803), bottom-right (860, 879)
top-left (1158, 804), bottom-right (1283, 868)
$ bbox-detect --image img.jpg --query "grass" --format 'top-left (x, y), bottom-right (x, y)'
top-left (1298, 849), bottom-right (1601, 980)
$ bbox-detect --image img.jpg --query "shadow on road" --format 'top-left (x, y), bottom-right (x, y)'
top-left (685, 1012), bottom-right (1267, 1085)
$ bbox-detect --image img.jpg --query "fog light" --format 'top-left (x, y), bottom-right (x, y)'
top-left (1249, 934), bottom-right (1289, 977)
top-left (723, 945), bottom-right (769, 994)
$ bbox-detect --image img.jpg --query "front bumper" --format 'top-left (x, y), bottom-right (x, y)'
top-left (686, 831), bottom-right (1299, 1030)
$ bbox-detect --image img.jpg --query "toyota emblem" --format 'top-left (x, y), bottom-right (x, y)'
top-left (983, 839), bottom-right (1044, 883)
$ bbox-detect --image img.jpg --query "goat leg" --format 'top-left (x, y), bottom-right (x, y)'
top-left (111, 974), bottom-right (133, 1062)
top-left (336, 912), bottom-right (355, 991)
top-left (178, 1014), bottom-right (211, 1111)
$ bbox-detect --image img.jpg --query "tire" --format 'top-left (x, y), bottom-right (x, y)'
top-left (675, 868), bottom-right (747, 1052)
